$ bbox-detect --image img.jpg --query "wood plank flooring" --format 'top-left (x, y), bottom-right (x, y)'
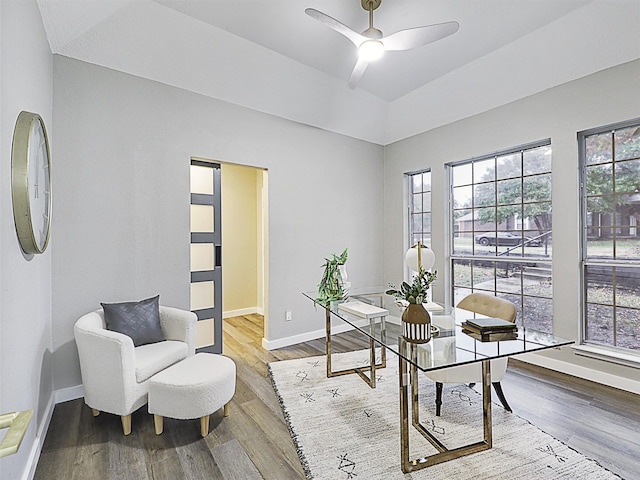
top-left (34, 314), bottom-right (639, 479)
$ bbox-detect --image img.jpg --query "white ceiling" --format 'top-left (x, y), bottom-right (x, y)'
top-left (37, 0), bottom-right (640, 145)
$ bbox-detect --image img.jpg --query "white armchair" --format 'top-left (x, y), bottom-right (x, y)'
top-left (74, 306), bottom-right (196, 434)
top-left (426, 292), bottom-right (518, 416)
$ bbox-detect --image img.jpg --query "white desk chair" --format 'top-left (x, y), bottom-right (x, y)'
top-left (426, 292), bottom-right (517, 416)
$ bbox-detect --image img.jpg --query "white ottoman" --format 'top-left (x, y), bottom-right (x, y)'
top-left (148, 353), bottom-right (236, 437)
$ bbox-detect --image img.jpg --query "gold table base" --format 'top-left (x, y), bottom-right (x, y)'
top-left (399, 339), bottom-right (492, 472)
top-left (325, 308), bottom-right (386, 388)
top-left (0, 409), bottom-right (33, 458)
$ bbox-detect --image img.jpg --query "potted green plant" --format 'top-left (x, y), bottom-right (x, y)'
top-left (317, 248), bottom-right (348, 305)
top-left (386, 267), bottom-right (437, 343)
top-left (386, 267), bottom-right (437, 305)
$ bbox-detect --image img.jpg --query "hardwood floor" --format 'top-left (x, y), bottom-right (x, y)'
top-left (35, 314), bottom-right (639, 479)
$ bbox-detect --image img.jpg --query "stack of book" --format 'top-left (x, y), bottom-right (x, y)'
top-left (461, 317), bottom-right (518, 342)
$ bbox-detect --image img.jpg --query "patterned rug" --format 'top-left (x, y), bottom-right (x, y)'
top-left (268, 349), bottom-right (620, 480)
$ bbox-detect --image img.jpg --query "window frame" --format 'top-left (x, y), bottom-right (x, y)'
top-left (406, 169), bottom-right (432, 250)
top-left (405, 169), bottom-right (433, 298)
top-left (447, 139), bottom-right (553, 331)
top-left (578, 117), bottom-right (640, 359)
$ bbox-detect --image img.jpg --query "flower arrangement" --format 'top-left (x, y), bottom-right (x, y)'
top-left (317, 248), bottom-right (348, 304)
top-left (386, 267), bottom-right (437, 304)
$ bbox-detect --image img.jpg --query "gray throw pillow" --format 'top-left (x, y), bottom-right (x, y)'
top-left (102, 295), bottom-right (164, 347)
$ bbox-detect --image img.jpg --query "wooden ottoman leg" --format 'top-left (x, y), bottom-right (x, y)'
top-left (91, 409), bottom-right (100, 417)
top-left (154, 415), bottom-right (164, 435)
top-left (121, 415), bottom-right (132, 435)
top-left (200, 415), bottom-right (210, 437)
top-left (223, 402), bottom-right (230, 417)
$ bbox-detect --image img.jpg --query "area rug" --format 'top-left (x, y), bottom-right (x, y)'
top-left (268, 350), bottom-right (621, 480)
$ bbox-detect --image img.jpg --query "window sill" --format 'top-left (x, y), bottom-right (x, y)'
top-left (572, 344), bottom-right (640, 369)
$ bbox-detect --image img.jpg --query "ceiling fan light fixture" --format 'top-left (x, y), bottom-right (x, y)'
top-left (306, 1), bottom-right (459, 87)
top-left (358, 39), bottom-right (384, 61)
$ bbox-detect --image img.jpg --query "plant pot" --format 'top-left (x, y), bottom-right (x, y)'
top-left (402, 303), bottom-right (431, 343)
top-left (338, 264), bottom-right (351, 297)
top-left (329, 298), bottom-right (346, 312)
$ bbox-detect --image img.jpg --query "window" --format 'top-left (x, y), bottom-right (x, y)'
top-left (408, 170), bottom-right (432, 247)
top-left (449, 141), bottom-right (553, 332)
top-left (580, 119), bottom-right (640, 353)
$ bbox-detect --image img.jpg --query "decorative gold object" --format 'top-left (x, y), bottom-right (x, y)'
top-left (401, 303), bottom-right (432, 343)
top-left (11, 111), bottom-right (52, 254)
top-left (0, 409), bottom-right (33, 458)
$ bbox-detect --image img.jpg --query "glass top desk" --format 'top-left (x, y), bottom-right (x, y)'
top-left (303, 289), bottom-right (574, 473)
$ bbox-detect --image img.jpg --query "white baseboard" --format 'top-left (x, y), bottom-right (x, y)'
top-left (21, 394), bottom-right (55, 480)
top-left (261, 316), bottom-right (402, 351)
top-left (21, 385), bottom-right (84, 480)
top-left (55, 384), bottom-right (84, 403)
top-left (223, 307), bottom-right (259, 318)
top-left (514, 352), bottom-right (640, 395)
top-left (262, 323), bottom-right (355, 351)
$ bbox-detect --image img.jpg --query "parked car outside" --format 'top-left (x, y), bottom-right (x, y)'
top-left (474, 232), bottom-right (542, 247)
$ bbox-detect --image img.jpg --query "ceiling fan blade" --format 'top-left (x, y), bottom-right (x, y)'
top-left (348, 58), bottom-right (369, 89)
top-left (382, 21), bottom-right (459, 51)
top-left (305, 8), bottom-right (367, 47)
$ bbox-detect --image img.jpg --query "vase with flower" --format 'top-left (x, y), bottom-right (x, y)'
top-left (386, 267), bottom-right (437, 343)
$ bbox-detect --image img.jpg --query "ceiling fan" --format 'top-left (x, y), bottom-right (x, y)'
top-left (306, 0), bottom-right (459, 88)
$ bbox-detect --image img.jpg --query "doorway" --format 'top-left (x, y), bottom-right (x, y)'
top-left (190, 158), bottom-right (268, 353)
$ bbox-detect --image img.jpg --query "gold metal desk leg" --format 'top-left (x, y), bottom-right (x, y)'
top-left (325, 308), bottom-right (332, 379)
top-left (482, 359), bottom-right (493, 448)
top-left (399, 344), bottom-right (411, 473)
top-left (324, 306), bottom-right (386, 388)
top-left (398, 340), bottom-right (493, 473)
top-left (369, 317), bottom-right (376, 388)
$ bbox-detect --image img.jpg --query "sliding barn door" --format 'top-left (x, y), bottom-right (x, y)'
top-left (190, 159), bottom-right (222, 353)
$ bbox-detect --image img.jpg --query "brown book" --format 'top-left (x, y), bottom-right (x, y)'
top-left (461, 321), bottom-right (517, 335)
top-left (462, 329), bottom-right (519, 342)
top-left (464, 317), bottom-right (517, 331)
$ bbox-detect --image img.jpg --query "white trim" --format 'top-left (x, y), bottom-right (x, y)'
top-left (223, 307), bottom-right (259, 318)
top-left (256, 307), bottom-right (264, 316)
top-left (20, 394), bottom-right (54, 480)
top-left (262, 323), bottom-right (354, 350)
top-left (21, 386), bottom-right (85, 480)
top-left (262, 315), bottom-right (402, 350)
top-left (54, 384), bottom-right (84, 403)
top-left (572, 344), bottom-right (640, 369)
top-left (514, 351), bottom-right (640, 395)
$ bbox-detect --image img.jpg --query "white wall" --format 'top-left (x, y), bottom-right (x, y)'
top-left (221, 163), bottom-right (260, 315)
top-left (384, 59), bottom-right (640, 388)
top-left (0, 1), bottom-right (53, 479)
top-left (51, 56), bottom-right (385, 389)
